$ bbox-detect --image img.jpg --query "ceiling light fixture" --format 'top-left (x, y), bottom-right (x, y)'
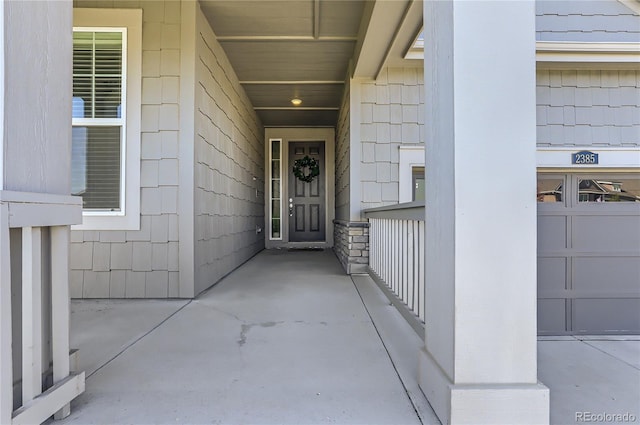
top-left (291, 98), bottom-right (302, 106)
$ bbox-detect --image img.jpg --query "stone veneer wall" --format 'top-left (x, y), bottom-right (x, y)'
top-left (193, 5), bottom-right (265, 295)
top-left (70, 0), bottom-right (182, 298)
top-left (333, 221), bottom-right (369, 274)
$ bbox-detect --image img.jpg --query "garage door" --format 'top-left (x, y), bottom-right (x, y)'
top-left (537, 173), bottom-right (640, 335)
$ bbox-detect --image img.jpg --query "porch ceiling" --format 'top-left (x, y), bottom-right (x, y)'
top-left (199, 0), bottom-right (423, 128)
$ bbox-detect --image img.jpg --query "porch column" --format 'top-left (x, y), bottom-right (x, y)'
top-left (419, 1), bottom-right (549, 424)
top-left (0, 2), bottom-right (9, 423)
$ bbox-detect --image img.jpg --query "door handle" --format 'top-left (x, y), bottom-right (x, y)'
top-left (289, 201), bottom-right (294, 216)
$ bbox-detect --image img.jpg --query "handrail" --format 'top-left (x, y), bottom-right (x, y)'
top-left (363, 201), bottom-right (424, 220)
top-left (365, 202), bottom-right (426, 337)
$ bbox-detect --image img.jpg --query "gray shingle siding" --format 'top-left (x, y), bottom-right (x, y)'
top-left (71, 0), bottom-right (181, 299)
top-left (537, 69), bottom-right (640, 146)
top-left (335, 81), bottom-right (351, 222)
top-left (536, 0), bottom-right (640, 42)
top-left (194, 7), bottom-right (265, 295)
top-left (359, 67), bottom-right (424, 213)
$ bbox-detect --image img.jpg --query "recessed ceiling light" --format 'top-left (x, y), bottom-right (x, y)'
top-left (291, 98), bottom-right (302, 106)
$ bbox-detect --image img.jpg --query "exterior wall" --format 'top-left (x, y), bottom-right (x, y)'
top-left (333, 78), bottom-right (354, 271)
top-left (193, 6), bottom-right (265, 295)
top-left (334, 67), bottom-right (424, 273)
top-left (359, 67), bottom-right (425, 213)
top-left (70, 1), bottom-right (182, 298)
top-left (536, 69), bottom-right (640, 147)
top-left (536, 0), bottom-right (640, 42)
top-left (335, 80), bottom-right (351, 222)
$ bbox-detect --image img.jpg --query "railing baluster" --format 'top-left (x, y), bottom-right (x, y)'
top-left (375, 219), bottom-right (380, 276)
top-left (419, 220), bottom-right (426, 322)
top-left (51, 226), bottom-right (71, 419)
top-left (0, 204), bottom-right (12, 425)
top-left (391, 219), bottom-right (395, 292)
top-left (403, 220), bottom-right (408, 304)
top-left (385, 220), bottom-right (390, 285)
top-left (408, 220), bottom-right (412, 306)
top-left (372, 219), bottom-right (376, 274)
top-left (411, 221), bottom-right (422, 317)
top-left (364, 204), bottom-right (425, 330)
top-left (22, 226), bottom-right (43, 404)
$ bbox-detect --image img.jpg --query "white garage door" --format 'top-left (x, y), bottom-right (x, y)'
top-left (537, 173), bottom-right (640, 335)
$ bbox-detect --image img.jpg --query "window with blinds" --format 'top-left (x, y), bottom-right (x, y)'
top-left (72, 29), bottom-right (126, 212)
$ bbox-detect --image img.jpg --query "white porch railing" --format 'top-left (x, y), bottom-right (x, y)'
top-left (364, 202), bottom-right (425, 336)
top-left (0, 191), bottom-right (85, 425)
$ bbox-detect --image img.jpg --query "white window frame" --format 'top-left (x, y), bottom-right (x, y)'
top-left (399, 145), bottom-right (425, 203)
top-left (72, 8), bottom-right (142, 231)
top-left (269, 138), bottom-right (283, 240)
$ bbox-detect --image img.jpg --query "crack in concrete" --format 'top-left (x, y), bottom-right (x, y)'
top-left (205, 304), bottom-right (243, 322)
top-left (238, 321), bottom-right (283, 346)
top-left (233, 320), bottom-right (333, 347)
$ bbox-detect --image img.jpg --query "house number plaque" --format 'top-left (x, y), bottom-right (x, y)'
top-left (571, 151), bottom-right (599, 165)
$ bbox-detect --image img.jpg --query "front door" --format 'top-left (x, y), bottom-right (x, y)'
top-left (288, 142), bottom-right (325, 242)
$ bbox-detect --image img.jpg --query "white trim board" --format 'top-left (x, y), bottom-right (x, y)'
top-left (407, 41), bottom-right (640, 64)
top-left (537, 147), bottom-right (640, 168)
top-left (536, 42), bottom-right (640, 64)
top-left (399, 145), bottom-right (425, 203)
top-left (618, 0), bottom-right (640, 15)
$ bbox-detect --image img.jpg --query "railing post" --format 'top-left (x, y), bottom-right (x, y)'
top-left (0, 203), bottom-right (12, 425)
top-left (418, 220), bottom-right (425, 322)
top-left (51, 225), bottom-right (71, 419)
top-left (22, 226), bottom-right (43, 404)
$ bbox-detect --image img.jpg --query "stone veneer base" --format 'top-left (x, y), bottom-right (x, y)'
top-left (333, 220), bottom-right (369, 274)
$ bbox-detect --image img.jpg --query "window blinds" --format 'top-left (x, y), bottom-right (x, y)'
top-left (72, 30), bottom-right (124, 211)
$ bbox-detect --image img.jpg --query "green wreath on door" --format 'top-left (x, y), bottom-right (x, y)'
top-left (293, 156), bottom-right (320, 183)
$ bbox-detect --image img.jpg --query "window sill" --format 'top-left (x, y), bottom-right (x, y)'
top-left (72, 212), bottom-right (140, 231)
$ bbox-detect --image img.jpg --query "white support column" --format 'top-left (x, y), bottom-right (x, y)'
top-left (51, 225), bottom-right (71, 419)
top-left (419, 1), bottom-right (550, 424)
top-left (22, 226), bottom-right (43, 404)
top-left (0, 204), bottom-right (12, 425)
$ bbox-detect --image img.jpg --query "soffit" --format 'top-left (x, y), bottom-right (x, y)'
top-left (199, 0), bottom-right (422, 128)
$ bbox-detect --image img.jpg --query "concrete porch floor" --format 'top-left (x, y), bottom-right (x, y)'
top-left (54, 250), bottom-right (639, 425)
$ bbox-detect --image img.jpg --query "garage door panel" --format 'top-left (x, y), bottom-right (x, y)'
top-left (572, 215), bottom-right (640, 252)
top-left (538, 257), bottom-right (567, 293)
top-left (573, 257), bottom-right (640, 292)
top-left (538, 216), bottom-right (566, 251)
top-left (538, 299), bottom-right (567, 334)
top-left (573, 299), bottom-right (640, 333)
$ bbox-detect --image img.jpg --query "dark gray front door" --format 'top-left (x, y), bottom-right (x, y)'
top-left (289, 142), bottom-right (325, 242)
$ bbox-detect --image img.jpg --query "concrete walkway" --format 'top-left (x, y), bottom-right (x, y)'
top-left (57, 250), bottom-right (438, 425)
top-left (538, 335), bottom-right (640, 425)
top-left (54, 250), bottom-right (640, 425)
